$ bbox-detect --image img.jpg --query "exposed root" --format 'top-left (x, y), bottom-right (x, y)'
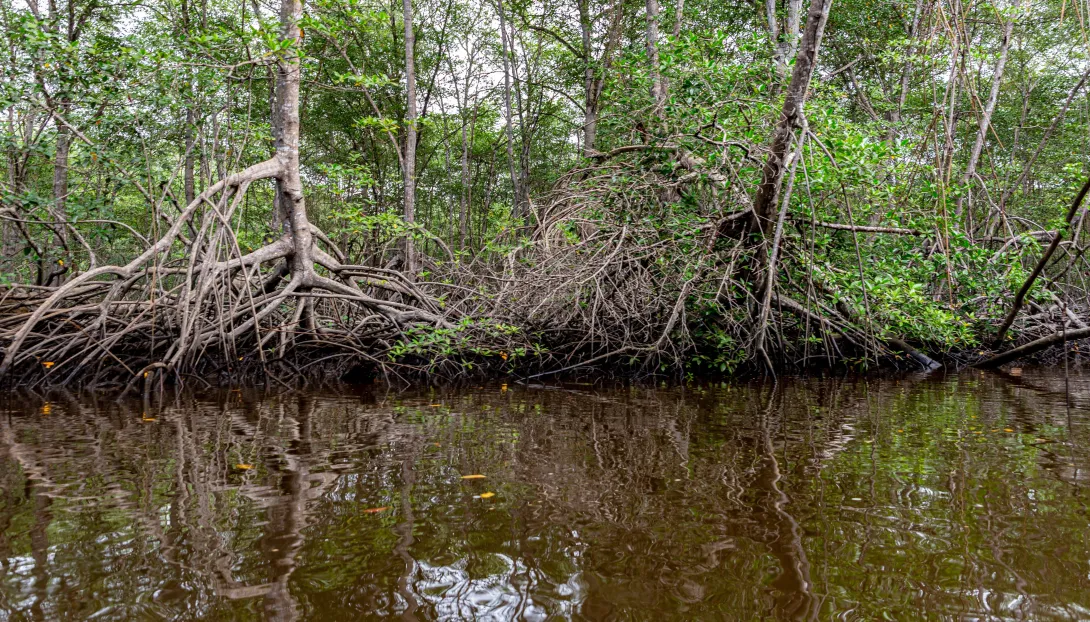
top-left (0, 154), bottom-right (457, 388)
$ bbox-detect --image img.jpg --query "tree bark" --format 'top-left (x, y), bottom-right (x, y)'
top-left (184, 109), bottom-right (196, 205)
top-left (579, 0), bottom-right (624, 157)
top-left (51, 113), bottom-right (69, 226)
top-left (645, 0), bottom-right (666, 117)
top-left (769, 0), bottom-right (803, 84)
top-left (402, 0), bottom-right (417, 275)
top-left (672, 0), bottom-right (684, 38)
top-left (752, 0), bottom-right (834, 234)
top-left (578, 0), bottom-right (597, 156)
top-left (496, 0), bottom-right (520, 216)
top-left (954, 7), bottom-right (1014, 221)
top-left (274, 0), bottom-right (311, 276)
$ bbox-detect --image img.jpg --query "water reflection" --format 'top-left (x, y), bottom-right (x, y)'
top-left (0, 371), bottom-right (1089, 619)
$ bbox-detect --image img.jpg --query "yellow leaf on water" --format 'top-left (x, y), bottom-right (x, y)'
top-left (461, 474), bottom-right (486, 479)
top-left (429, 404), bottom-right (441, 407)
top-left (40, 403), bottom-right (51, 415)
top-left (362, 506), bottom-right (390, 514)
top-left (479, 492), bottom-right (495, 499)
top-left (1004, 428), bottom-right (1014, 433)
top-left (500, 384), bottom-right (508, 392)
top-left (236, 464), bottom-right (254, 470)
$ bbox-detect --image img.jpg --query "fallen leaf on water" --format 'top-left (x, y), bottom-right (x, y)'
top-left (362, 506), bottom-right (390, 514)
top-left (478, 492), bottom-right (495, 499)
top-left (500, 384), bottom-right (508, 392)
top-left (236, 464), bottom-right (254, 470)
top-left (1004, 428), bottom-right (1014, 433)
top-left (40, 403), bottom-right (52, 415)
top-left (897, 429), bottom-right (904, 433)
top-left (433, 442), bottom-right (441, 447)
top-left (429, 404), bottom-right (442, 407)
top-left (461, 474), bottom-right (486, 479)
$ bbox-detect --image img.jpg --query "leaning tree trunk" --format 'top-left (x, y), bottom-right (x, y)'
top-left (752, 0), bottom-right (834, 234)
top-left (749, 0), bottom-right (834, 366)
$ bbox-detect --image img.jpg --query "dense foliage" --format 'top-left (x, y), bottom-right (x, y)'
top-left (1, 0), bottom-right (1089, 383)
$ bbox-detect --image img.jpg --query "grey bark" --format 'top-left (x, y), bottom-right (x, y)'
top-left (752, 0), bottom-right (834, 233)
top-left (496, 0), bottom-right (520, 215)
top-left (767, 0), bottom-right (803, 85)
top-left (955, 8), bottom-right (1015, 221)
top-left (578, 0), bottom-right (597, 155)
top-left (403, 0), bottom-right (418, 275)
top-left (274, 0), bottom-right (312, 276)
top-left (645, 0), bottom-right (665, 116)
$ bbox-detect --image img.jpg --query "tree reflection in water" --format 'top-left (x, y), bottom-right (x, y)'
top-left (0, 371), bottom-right (1088, 619)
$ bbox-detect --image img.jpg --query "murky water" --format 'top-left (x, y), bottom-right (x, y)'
top-left (1, 371), bottom-right (1089, 620)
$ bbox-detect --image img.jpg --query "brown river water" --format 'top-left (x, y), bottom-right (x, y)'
top-left (0, 370), bottom-right (1088, 620)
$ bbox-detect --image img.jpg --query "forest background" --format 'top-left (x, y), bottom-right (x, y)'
top-left (1, 0), bottom-right (1089, 386)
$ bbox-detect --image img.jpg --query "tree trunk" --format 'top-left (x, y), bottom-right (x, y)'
top-left (459, 103), bottom-right (476, 249)
top-left (402, 0), bottom-right (417, 275)
top-left (768, 0), bottom-right (803, 84)
top-left (672, 0), bottom-right (684, 38)
top-left (645, 0), bottom-right (665, 117)
top-left (184, 108), bottom-right (197, 205)
top-left (274, 0), bottom-right (311, 275)
top-left (955, 7), bottom-right (1014, 221)
top-left (752, 0), bottom-right (834, 233)
top-left (579, 0), bottom-right (597, 156)
top-left (496, 0), bottom-right (520, 216)
top-left (51, 105), bottom-right (69, 255)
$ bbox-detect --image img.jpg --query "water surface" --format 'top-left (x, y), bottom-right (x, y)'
top-left (1, 371), bottom-right (1089, 619)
